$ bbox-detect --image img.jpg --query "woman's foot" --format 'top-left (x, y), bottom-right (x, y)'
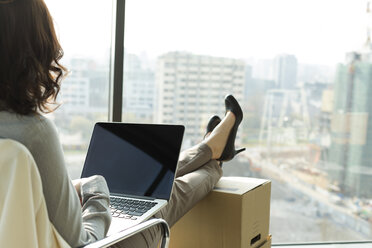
top-left (204, 111), bottom-right (235, 159)
top-left (203, 95), bottom-right (245, 161)
top-left (204, 115), bottom-right (221, 139)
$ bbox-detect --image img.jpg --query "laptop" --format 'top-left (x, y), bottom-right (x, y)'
top-left (81, 122), bottom-right (184, 235)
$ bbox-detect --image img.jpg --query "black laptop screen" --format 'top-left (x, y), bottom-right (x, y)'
top-left (81, 122), bottom-right (184, 200)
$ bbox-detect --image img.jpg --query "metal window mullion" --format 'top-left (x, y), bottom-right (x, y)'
top-left (109, 0), bottom-right (125, 122)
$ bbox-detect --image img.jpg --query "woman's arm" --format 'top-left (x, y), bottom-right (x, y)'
top-left (24, 117), bottom-right (111, 247)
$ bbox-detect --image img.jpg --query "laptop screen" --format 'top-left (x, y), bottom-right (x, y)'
top-left (81, 122), bottom-right (184, 200)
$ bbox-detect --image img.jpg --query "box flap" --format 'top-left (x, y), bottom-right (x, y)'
top-left (213, 177), bottom-right (270, 195)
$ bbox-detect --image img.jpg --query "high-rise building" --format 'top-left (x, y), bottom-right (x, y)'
top-left (329, 57), bottom-right (372, 198)
top-left (123, 52), bottom-right (155, 122)
top-left (156, 52), bottom-right (245, 145)
top-left (59, 58), bottom-right (109, 114)
top-left (244, 65), bottom-right (253, 100)
top-left (60, 76), bottom-right (90, 111)
top-left (328, 2), bottom-right (372, 198)
top-left (273, 54), bottom-right (298, 89)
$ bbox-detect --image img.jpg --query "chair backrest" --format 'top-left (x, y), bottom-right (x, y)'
top-left (0, 139), bottom-right (70, 248)
top-left (0, 138), bottom-right (170, 248)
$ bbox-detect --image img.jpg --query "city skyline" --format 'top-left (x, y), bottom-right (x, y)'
top-left (61, 49), bottom-right (336, 84)
top-left (57, 49), bottom-right (333, 149)
top-left (51, 48), bottom-right (372, 242)
top-left (54, 50), bottom-right (372, 240)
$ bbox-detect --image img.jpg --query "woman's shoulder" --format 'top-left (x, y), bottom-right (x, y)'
top-left (0, 111), bottom-right (55, 128)
top-left (0, 111), bottom-right (58, 144)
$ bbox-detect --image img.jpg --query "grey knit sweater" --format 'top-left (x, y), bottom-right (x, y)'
top-left (0, 111), bottom-right (111, 247)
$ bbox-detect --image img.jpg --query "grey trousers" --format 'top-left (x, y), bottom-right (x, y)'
top-left (112, 143), bottom-right (223, 248)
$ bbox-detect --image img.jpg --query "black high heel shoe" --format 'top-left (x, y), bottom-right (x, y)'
top-left (217, 95), bottom-right (246, 162)
top-left (204, 115), bottom-right (221, 139)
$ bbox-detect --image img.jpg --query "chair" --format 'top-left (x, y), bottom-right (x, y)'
top-left (0, 139), bottom-right (169, 248)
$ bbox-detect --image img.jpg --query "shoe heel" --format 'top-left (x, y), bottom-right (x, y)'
top-left (235, 148), bottom-right (246, 155)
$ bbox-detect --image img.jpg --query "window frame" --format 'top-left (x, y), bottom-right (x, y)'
top-left (110, 0), bottom-right (125, 122)
top-left (110, 0), bottom-right (372, 245)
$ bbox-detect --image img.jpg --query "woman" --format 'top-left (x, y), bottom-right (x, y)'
top-left (0, 0), bottom-right (245, 247)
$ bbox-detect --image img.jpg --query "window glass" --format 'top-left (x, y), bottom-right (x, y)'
top-left (44, 0), bottom-right (113, 179)
top-left (124, 0), bottom-right (372, 243)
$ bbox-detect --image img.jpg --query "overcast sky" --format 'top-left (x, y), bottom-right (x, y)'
top-left (45, 0), bottom-right (369, 66)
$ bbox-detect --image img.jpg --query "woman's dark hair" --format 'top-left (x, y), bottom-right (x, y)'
top-left (0, 0), bottom-right (66, 115)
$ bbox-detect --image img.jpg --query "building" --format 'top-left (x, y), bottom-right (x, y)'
top-left (273, 54), bottom-right (298, 89)
top-left (60, 76), bottom-right (90, 111)
top-left (58, 58), bottom-right (109, 114)
top-left (328, 56), bottom-right (372, 198)
top-left (156, 52), bottom-right (245, 146)
top-left (243, 65), bottom-right (253, 100)
top-left (123, 52), bottom-right (155, 122)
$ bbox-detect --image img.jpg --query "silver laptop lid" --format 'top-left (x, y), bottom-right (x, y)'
top-left (81, 122), bottom-right (184, 200)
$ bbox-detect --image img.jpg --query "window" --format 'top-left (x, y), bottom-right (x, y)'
top-left (44, 0), bottom-right (114, 179)
top-left (42, 0), bottom-right (372, 244)
top-left (123, 0), bottom-right (372, 244)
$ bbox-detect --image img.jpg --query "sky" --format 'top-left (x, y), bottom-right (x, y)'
top-left (45, 0), bottom-right (369, 66)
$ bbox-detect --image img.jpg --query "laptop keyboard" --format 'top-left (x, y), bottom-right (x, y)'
top-left (109, 196), bottom-right (158, 219)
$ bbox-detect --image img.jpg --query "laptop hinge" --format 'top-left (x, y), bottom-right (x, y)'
top-left (111, 193), bottom-right (156, 201)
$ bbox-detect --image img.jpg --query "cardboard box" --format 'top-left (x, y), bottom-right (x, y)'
top-left (169, 177), bottom-right (271, 248)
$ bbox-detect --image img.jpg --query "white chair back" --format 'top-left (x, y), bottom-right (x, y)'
top-left (0, 139), bottom-right (70, 248)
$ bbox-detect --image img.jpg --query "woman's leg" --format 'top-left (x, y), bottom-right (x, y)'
top-left (176, 143), bottom-right (219, 177)
top-left (156, 143), bottom-right (222, 227)
top-left (112, 143), bottom-right (222, 248)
